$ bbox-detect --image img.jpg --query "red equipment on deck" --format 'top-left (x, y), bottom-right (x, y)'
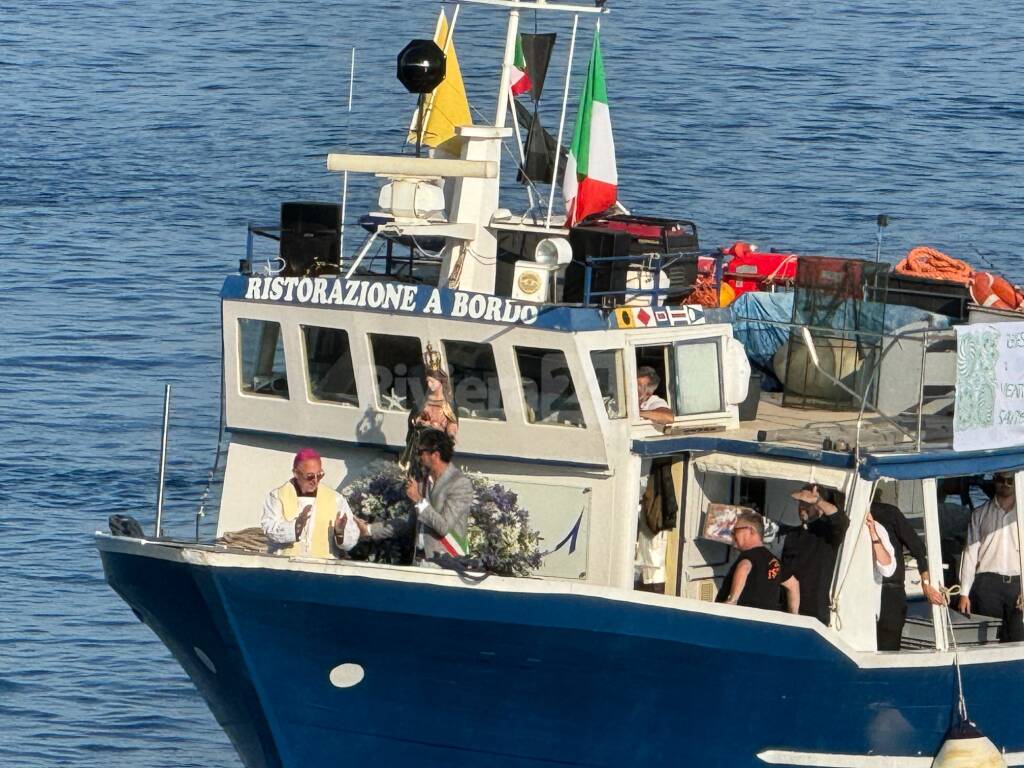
top-left (722, 241), bottom-right (798, 300)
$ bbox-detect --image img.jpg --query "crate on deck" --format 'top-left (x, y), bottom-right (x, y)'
top-left (781, 256), bottom-right (889, 411)
top-left (581, 214), bottom-right (700, 255)
top-left (563, 215), bottom-right (706, 306)
top-left (866, 272), bottom-right (970, 321)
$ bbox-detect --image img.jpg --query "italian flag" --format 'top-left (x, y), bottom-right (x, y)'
top-left (510, 34), bottom-right (532, 96)
top-left (563, 27), bottom-right (617, 227)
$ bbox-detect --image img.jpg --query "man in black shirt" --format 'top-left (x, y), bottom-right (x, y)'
top-left (718, 511), bottom-right (800, 613)
top-left (780, 484), bottom-right (850, 626)
top-left (870, 500), bottom-right (947, 650)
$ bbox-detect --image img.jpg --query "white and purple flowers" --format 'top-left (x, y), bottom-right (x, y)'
top-left (344, 460), bottom-right (542, 575)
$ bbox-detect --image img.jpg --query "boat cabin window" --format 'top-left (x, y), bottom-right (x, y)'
top-left (238, 318), bottom-right (289, 398)
top-left (634, 344), bottom-right (672, 408)
top-left (303, 326), bottom-right (357, 406)
top-left (634, 338), bottom-right (727, 420)
top-left (369, 333), bottom-right (422, 411)
top-left (672, 339), bottom-right (723, 415)
top-left (443, 340), bottom-right (505, 421)
top-left (591, 349), bottom-right (626, 419)
top-left (515, 346), bottom-right (586, 428)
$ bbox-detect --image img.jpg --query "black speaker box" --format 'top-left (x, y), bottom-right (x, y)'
top-left (564, 226), bottom-right (632, 305)
top-left (280, 202), bottom-right (342, 277)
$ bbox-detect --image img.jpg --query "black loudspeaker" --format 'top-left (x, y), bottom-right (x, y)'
top-left (564, 226), bottom-right (632, 305)
top-left (280, 202), bottom-right (342, 277)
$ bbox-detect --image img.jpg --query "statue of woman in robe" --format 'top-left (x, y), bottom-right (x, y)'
top-left (400, 344), bottom-right (459, 473)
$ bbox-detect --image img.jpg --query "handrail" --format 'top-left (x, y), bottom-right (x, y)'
top-left (581, 250), bottom-right (716, 306)
top-left (798, 327), bottom-right (918, 447)
top-left (154, 384), bottom-right (171, 538)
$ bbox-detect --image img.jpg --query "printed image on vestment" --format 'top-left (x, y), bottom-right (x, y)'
top-left (955, 329), bottom-right (998, 431)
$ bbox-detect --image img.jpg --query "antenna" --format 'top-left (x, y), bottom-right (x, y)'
top-left (340, 47), bottom-right (356, 261)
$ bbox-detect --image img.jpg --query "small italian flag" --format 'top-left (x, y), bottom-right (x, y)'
top-left (440, 528), bottom-right (469, 558)
top-left (510, 34), bottom-right (532, 97)
top-left (563, 27), bottom-right (617, 227)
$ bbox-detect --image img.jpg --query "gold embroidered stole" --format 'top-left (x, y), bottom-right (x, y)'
top-left (276, 481), bottom-right (336, 558)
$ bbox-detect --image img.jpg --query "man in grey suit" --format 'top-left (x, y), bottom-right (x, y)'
top-left (356, 429), bottom-right (474, 563)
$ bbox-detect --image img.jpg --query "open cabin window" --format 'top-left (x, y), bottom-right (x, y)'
top-left (369, 333), bottom-right (422, 412)
top-left (634, 344), bottom-right (673, 414)
top-left (515, 346), bottom-right (586, 428)
top-left (443, 340), bottom-right (505, 421)
top-left (591, 349), bottom-right (626, 419)
top-left (671, 338), bottom-right (724, 416)
top-left (303, 326), bottom-right (357, 406)
top-left (239, 318), bottom-right (288, 398)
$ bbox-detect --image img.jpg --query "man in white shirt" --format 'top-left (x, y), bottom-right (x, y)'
top-left (958, 472), bottom-right (1023, 643)
top-left (261, 448), bottom-right (359, 558)
top-left (637, 366), bottom-right (673, 426)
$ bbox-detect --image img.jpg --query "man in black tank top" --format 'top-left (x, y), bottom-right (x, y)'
top-left (717, 511), bottom-right (800, 614)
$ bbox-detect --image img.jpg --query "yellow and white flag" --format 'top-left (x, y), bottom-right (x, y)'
top-left (407, 9), bottom-right (472, 154)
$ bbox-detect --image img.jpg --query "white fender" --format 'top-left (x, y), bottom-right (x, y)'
top-left (932, 721), bottom-right (1007, 768)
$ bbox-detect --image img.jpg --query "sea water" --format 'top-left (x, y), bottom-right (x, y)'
top-left (2, 0), bottom-right (1023, 765)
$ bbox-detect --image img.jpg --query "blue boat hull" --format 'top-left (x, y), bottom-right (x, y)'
top-left (99, 544), bottom-right (1024, 768)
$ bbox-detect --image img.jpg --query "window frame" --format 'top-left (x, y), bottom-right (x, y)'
top-left (368, 332), bottom-right (423, 412)
top-left (301, 324), bottom-right (359, 408)
top-left (237, 317), bottom-right (290, 400)
top-left (671, 336), bottom-right (726, 417)
top-left (590, 348), bottom-right (627, 420)
top-left (513, 345), bottom-right (587, 429)
top-left (442, 339), bottom-right (506, 422)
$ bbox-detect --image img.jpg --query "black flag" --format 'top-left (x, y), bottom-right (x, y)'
top-left (520, 33), bottom-right (556, 102)
top-left (515, 100), bottom-right (568, 186)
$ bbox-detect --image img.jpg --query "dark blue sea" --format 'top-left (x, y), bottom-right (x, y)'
top-left (2, 0), bottom-right (1023, 765)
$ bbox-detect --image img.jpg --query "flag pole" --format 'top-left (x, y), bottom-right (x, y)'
top-left (508, 91), bottom-right (538, 213)
top-left (494, 7), bottom-right (521, 127)
top-left (546, 13), bottom-right (578, 228)
top-left (339, 46), bottom-right (356, 260)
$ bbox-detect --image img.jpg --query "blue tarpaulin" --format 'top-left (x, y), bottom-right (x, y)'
top-left (728, 292), bottom-right (952, 391)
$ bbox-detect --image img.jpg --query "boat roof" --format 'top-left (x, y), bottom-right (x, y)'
top-left (634, 394), bottom-right (1024, 480)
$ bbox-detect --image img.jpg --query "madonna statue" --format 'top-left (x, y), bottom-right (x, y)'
top-left (400, 344), bottom-right (459, 474)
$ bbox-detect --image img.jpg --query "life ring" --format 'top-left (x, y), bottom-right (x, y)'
top-left (970, 271), bottom-right (1024, 311)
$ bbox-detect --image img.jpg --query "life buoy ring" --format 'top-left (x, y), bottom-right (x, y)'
top-left (970, 271), bottom-right (1024, 311)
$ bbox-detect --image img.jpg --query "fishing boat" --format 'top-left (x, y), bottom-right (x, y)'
top-left (96, 1), bottom-right (1024, 766)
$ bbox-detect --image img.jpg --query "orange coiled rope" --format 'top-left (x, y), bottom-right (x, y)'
top-left (689, 273), bottom-right (720, 307)
top-left (895, 246), bottom-right (973, 284)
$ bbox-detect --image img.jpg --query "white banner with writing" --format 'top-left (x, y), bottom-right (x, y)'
top-left (954, 321), bottom-right (1024, 452)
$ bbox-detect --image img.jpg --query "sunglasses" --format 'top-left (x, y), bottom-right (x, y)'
top-left (996, 476), bottom-right (1015, 485)
top-left (295, 470), bottom-right (325, 482)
